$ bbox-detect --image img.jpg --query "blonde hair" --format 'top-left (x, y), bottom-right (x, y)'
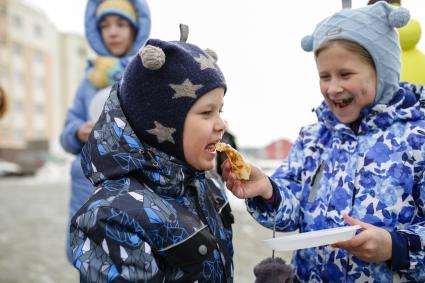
top-left (315, 39), bottom-right (376, 70)
top-left (0, 86), bottom-right (7, 119)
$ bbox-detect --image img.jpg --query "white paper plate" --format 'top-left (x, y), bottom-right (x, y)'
top-left (263, 225), bottom-right (361, 251)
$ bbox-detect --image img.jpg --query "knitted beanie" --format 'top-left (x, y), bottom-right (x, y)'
top-left (96, 0), bottom-right (138, 29)
top-left (301, 2), bottom-right (410, 104)
top-left (119, 38), bottom-right (226, 162)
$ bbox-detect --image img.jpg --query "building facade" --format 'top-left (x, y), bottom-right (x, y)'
top-left (0, 0), bottom-right (89, 168)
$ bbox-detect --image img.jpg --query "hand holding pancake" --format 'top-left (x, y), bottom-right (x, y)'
top-left (217, 143), bottom-right (273, 200)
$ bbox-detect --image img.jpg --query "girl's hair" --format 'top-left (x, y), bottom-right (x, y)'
top-left (0, 86), bottom-right (7, 119)
top-left (315, 39), bottom-right (376, 70)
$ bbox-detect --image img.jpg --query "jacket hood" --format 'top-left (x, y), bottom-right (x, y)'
top-left (81, 84), bottom-right (199, 192)
top-left (85, 0), bottom-right (151, 56)
top-left (315, 83), bottom-right (425, 135)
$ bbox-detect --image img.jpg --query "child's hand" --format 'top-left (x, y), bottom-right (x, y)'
top-left (332, 214), bottom-right (392, 263)
top-left (221, 159), bottom-right (273, 199)
top-left (77, 121), bottom-right (95, 143)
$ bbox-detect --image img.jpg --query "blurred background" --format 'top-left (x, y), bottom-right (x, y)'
top-left (0, 0), bottom-right (424, 282)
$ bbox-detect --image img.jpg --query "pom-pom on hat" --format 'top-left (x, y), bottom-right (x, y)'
top-left (96, 0), bottom-right (138, 29)
top-left (119, 32), bottom-right (226, 162)
top-left (253, 257), bottom-right (293, 283)
top-left (301, 2), bottom-right (410, 105)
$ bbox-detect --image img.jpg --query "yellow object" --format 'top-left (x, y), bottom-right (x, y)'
top-left (87, 57), bottom-right (121, 89)
top-left (399, 19), bottom-right (425, 85)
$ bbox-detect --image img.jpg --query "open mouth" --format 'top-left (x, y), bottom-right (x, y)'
top-left (206, 143), bottom-right (217, 153)
top-left (334, 98), bottom-right (354, 108)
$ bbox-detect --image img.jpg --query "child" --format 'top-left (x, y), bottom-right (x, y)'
top-left (60, 0), bottom-right (151, 263)
top-left (70, 36), bottom-right (234, 282)
top-left (222, 2), bottom-right (425, 282)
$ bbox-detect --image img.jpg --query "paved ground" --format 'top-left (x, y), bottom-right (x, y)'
top-left (0, 176), bottom-right (292, 283)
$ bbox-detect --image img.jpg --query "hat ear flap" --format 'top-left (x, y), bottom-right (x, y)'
top-left (204, 48), bottom-right (218, 62)
top-left (388, 7), bottom-right (410, 28)
top-left (139, 45), bottom-right (166, 70)
top-left (301, 35), bottom-right (314, 52)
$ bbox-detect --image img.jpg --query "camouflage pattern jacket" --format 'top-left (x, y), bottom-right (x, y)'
top-left (70, 85), bottom-right (234, 282)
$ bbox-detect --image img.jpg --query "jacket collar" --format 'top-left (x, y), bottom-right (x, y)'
top-left (315, 83), bottom-right (425, 137)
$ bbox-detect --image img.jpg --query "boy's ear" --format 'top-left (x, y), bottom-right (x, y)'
top-left (139, 45), bottom-right (166, 70)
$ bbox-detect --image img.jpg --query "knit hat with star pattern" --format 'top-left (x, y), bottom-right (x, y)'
top-left (301, 2), bottom-right (410, 105)
top-left (119, 38), bottom-right (226, 162)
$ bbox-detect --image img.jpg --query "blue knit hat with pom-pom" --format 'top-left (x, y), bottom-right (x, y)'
top-left (301, 2), bottom-right (410, 104)
top-left (119, 38), bottom-right (226, 162)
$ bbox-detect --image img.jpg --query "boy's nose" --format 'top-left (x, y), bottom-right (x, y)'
top-left (216, 116), bottom-right (226, 132)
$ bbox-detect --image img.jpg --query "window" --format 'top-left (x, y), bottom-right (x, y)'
top-left (34, 24), bottom-right (43, 38)
top-left (14, 100), bottom-right (23, 112)
top-left (33, 51), bottom-right (44, 65)
top-left (13, 70), bottom-right (24, 85)
top-left (12, 14), bottom-right (22, 29)
top-left (34, 76), bottom-right (44, 90)
top-left (35, 103), bottom-right (44, 115)
top-left (14, 129), bottom-right (24, 141)
top-left (13, 43), bottom-right (22, 57)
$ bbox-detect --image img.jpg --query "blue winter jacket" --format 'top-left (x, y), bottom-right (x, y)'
top-left (248, 83), bottom-right (425, 282)
top-left (59, 0), bottom-right (151, 230)
top-left (70, 85), bottom-right (234, 282)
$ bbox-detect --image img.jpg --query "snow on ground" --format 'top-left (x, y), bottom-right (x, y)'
top-left (19, 157), bottom-right (72, 185)
top-left (227, 190), bottom-right (247, 211)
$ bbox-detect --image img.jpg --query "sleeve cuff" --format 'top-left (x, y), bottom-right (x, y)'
top-left (63, 121), bottom-right (85, 154)
top-left (404, 232), bottom-right (422, 253)
top-left (251, 177), bottom-right (281, 210)
top-left (388, 231), bottom-right (410, 271)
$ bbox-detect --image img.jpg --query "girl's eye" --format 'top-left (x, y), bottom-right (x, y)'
top-left (341, 73), bottom-right (352, 77)
top-left (201, 110), bottom-right (212, 116)
top-left (319, 75), bottom-right (330, 80)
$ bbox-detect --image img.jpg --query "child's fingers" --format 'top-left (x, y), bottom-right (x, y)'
top-left (221, 160), bottom-right (231, 179)
top-left (333, 230), bottom-right (368, 250)
top-left (343, 214), bottom-right (372, 230)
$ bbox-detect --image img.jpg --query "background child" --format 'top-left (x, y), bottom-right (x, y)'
top-left (70, 36), bottom-right (234, 282)
top-left (59, 0), bottom-right (151, 263)
top-left (222, 2), bottom-right (425, 282)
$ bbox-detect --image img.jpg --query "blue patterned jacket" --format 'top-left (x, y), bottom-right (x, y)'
top-left (248, 83), bottom-right (425, 282)
top-left (70, 85), bottom-right (234, 282)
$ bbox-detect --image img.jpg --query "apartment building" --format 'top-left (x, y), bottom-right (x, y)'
top-left (0, 0), bottom-right (89, 165)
